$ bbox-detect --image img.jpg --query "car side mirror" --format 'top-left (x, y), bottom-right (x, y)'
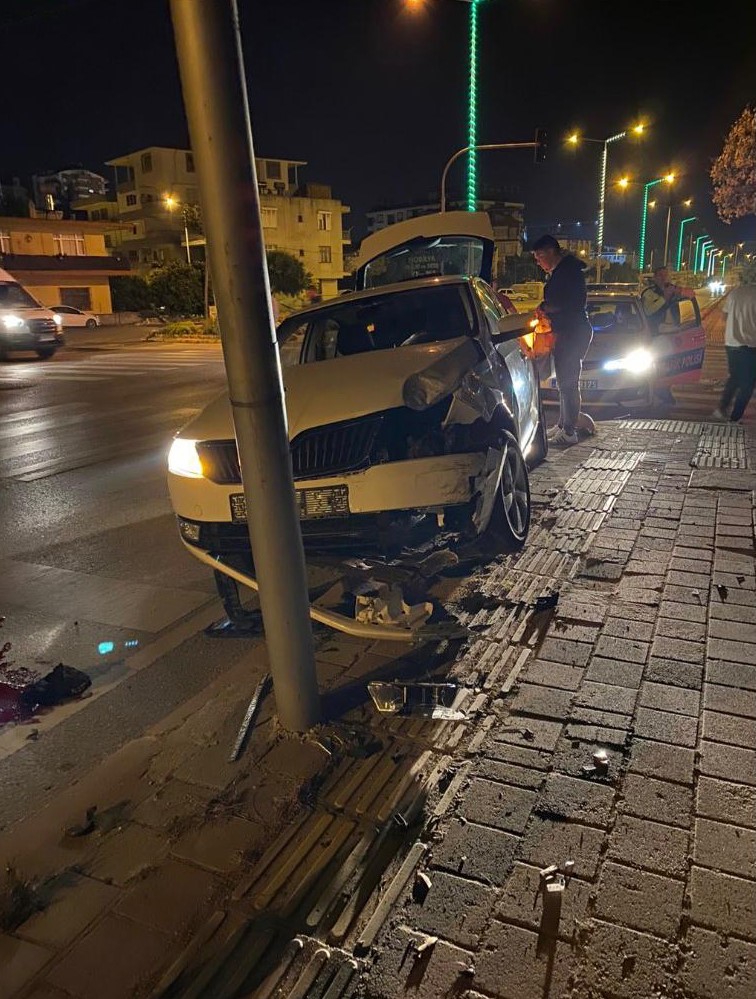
top-left (492, 312), bottom-right (534, 344)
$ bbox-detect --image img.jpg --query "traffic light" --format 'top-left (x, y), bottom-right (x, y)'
top-left (534, 128), bottom-right (547, 163)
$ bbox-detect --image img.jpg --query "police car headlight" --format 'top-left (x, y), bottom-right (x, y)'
top-left (2, 314), bottom-right (24, 329)
top-left (603, 349), bottom-right (653, 374)
top-left (168, 438), bottom-right (204, 478)
top-left (53, 314), bottom-right (63, 325)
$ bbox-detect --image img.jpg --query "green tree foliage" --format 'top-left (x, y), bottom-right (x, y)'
top-left (109, 275), bottom-right (152, 312)
top-left (148, 262), bottom-right (204, 316)
top-left (711, 106), bottom-right (756, 223)
top-left (266, 249), bottom-right (311, 295)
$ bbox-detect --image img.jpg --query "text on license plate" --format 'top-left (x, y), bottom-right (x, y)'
top-left (550, 378), bottom-right (599, 390)
top-left (230, 485), bottom-right (350, 523)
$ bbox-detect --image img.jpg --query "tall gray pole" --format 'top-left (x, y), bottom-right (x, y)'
top-left (169, 0), bottom-right (320, 731)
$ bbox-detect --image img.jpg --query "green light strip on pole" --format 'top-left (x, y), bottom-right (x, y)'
top-left (698, 239), bottom-right (713, 273)
top-left (676, 216), bottom-right (696, 271)
top-left (466, 0), bottom-right (482, 211)
top-left (639, 178), bottom-right (663, 271)
top-left (694, 235), bottom-right (709, 272)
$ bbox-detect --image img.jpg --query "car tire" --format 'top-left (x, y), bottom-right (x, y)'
top-left (86, 319), bottom-right (97, 328)
top-left (480, 431), bottom-right (531, 554)
top-left (36, 348), bottom-right (56, 360)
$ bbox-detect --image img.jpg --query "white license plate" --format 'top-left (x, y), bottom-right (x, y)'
top-left (579, 379), bottom-right (599, 390)
top-left (230, 485), bottom-right (350, 523)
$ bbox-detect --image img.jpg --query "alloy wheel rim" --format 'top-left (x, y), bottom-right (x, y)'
top-left (500, 443), bottom-right (529, 538)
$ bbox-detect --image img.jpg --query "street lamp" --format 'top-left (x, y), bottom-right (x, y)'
top-left (663, 197), bottom-right (691, 269)
top-left (639, 173), bottom-right (674, 271)
top-left (567, 124), bottom-right (645, 280)
top-left (694, 235), bottom-right (710, 272)
top-left (676, 216), bottom-right (696, 271)
top-left (164, 194), bottom-right (192, 263)
top-left (735, 242), bottom-right (745, 267)
top-left (699, 241), bottom-right (713, 274)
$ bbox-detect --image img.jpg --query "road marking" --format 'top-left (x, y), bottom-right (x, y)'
top-left (0, 347), bottom-right (224, 383)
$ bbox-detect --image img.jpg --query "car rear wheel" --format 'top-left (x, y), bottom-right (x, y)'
top-left (36, 348), bottom-right (55, 359)
top-left (480, 431), bottom-right (531, 553)
top-left (85, 319), bottom-right (97, 328)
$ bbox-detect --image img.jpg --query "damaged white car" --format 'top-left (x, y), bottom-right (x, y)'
top-left (167, 213), bottom-right (547, 619)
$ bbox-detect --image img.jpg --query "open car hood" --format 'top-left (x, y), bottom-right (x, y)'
top-left (177, 338), bottom-right (474, 442)
top-left (354, 211), bottom-right (495, 289)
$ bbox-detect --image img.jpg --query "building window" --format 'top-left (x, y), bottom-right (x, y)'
top-left (317, 211), bottom-right (332, 232)
top-left (297, 214), bottom-right (304, 223)
top-left (132, 225), bottom-right (139, 235)
top-left (60, 287), bottom-right (92, 310)
top-left (299, 249), bottom-right (305, 257)
top-left (0, 232), bottom-right (10, 253)
top-left (186, 152), bottom-right (195, 172)
top-left (319, 245), bottom-right (332, 264)
top-left (104, 235), bottom-right (113, 248)
top-left (266, 160), bottom-right (282, 180)
top-left (261, 207), bottom-right (278, 229)
top-left (54, 233), bottom-right (86, 256)
top-left (141, 153), bottom-right (153, 173)
top-left (125, 194), bottom-right (137, 206)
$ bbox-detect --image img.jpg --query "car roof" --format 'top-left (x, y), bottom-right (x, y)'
top-left (280, 275), bottom-right (474, 323)
top-left (587, 290), bottom-right (641, 301)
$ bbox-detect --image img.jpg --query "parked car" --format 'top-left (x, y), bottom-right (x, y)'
top-left (51, 305), bottom-right (100, 328)
top-left (540, 287), bottom-right (706, 409)
top-left (0, 268), bottom-right (64, 360)
top-left (167, 213), bottom-right (547, 617)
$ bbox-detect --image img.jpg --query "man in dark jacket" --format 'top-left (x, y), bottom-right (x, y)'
top-left (532, 234), bottom-right (593, 445)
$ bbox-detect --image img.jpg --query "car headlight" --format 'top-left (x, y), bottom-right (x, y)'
top-left (168, 438), bottom-right (204, 478)
top-left (52, 314), bottom-right (63, 325)
top-left (603, 349), bottom-right (653, 374)
top-left (2, 314), bottom-right (24, 329)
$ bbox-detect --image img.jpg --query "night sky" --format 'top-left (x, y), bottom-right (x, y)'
top-left (2, 0), bottom-right (754, 257)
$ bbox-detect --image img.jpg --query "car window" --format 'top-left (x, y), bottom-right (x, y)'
top-left (587, 299), bottom-right (643, 333)
top-left (278, 284), bottom-right (475, 365)
top-left (475, 280), bottom-right (504, 333)
top-left (278, 321), bottom-right (307, 368)
top-left (56, 306), bottom-right (74, 313)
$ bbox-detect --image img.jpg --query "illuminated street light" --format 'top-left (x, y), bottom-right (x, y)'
top-left (734, 242), bottom-right (745, 266)
top-left (695, 235), bottom-right (710, 272)
top-left (664, 196), bottom-right (691, 269)
top-left (676, 216), bottom-right (696, 270)
top-left (639, 173), bottom-right (674, 271)
top-left (567, 124), bottom-right (645, 279)
top-left (164, 194), bottom-right (192, 263)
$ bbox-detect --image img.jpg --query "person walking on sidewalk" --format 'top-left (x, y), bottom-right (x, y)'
top-left (532, 234), bottom-right (593, 445)
top-left (713, 272), bottom-right (756, 423)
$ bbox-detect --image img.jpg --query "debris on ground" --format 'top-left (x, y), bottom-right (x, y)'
top-left (228, 672), bottom-right (271, 762)
top-left (0, 865), bottom-right (42, 932)
top-left (367, 681), bottom-right (465, 720)
top-left (65, 805), bottom-right (98, 838)
top-left (354, 580), bottom-right (433, 630)
top-left (716, 583), bottom-right (728, 601)
top-left (412, 871), bottom-right (432, 903)
top-left (1, 624), bottom-right (92, 725)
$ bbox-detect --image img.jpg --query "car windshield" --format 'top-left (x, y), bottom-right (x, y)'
top-left (361, 236), bottom-right (486, 289)
top-left (587, 299), bottom-right (644, 333)
top-left (278, 283), bottom-right (474, 366)
top-left (0, 281), bottom-right (40, 310)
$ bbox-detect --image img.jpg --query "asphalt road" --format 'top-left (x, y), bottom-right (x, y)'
top-left (0, 328), bottom-right (229, 704)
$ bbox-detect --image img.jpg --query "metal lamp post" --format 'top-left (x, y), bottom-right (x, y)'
top-left (461, 0), bottom-right (487, 211)
top-left (694, 235), bottom-right (710, 272)
top-left (639, 174), bottom-right (674, 272)
top-left (735, 242), bottom-right (744, 267)
top-left (165, 195), bottom-right (192, 263)
top-left (698, 240), bottom-right (713, 273)
top-left (663, 198), bottom-right (691, 269)
top-left (568, 125), bottom-right (644, 281)
top-left (676, 216), bottom-right (696, 271)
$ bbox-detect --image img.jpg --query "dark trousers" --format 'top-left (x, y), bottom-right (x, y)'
top-left (720, 345), bottom-right (756, 422)
top-left (553, 326), bottom-right (594, 434)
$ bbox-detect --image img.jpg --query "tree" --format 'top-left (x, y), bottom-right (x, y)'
top-left (266, 250), bottom-right (311, 295)
top-left (109, 275), bottom-right (152, 312)
top-left (711, 106), bottom-right (756, 223)
top-left (148, 261), bottom-right (204, 316)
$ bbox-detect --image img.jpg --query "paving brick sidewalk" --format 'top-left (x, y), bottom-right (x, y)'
top-left (1, 418), bottom-right (754, 999)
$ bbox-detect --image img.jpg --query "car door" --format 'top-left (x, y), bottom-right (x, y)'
top-left (475, 280), bottom-right (539, 448)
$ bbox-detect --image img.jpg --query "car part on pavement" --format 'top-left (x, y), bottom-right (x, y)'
top-left (367, 680), bottom-right (465, 719)
top-left (228, 672), bottom-right (271, 762)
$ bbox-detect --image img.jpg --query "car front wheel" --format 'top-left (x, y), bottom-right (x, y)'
top-left (480, 431), bottom-right (531, 553)
top-left (86, 319), bottom-right (97, 328)
top-left (36, 348), bottom-right (56, 359)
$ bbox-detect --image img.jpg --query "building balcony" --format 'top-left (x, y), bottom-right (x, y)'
top-left (0, 253), bottom-right (130, 274)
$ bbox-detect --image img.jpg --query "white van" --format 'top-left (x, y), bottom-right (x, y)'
top-left (0, 268), bottom-right (64, 360)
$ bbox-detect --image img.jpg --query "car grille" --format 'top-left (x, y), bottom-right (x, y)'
top-left (196, 415), bottom-right (385, 485)
top-left (28, 318), bottom-right (58, 335)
